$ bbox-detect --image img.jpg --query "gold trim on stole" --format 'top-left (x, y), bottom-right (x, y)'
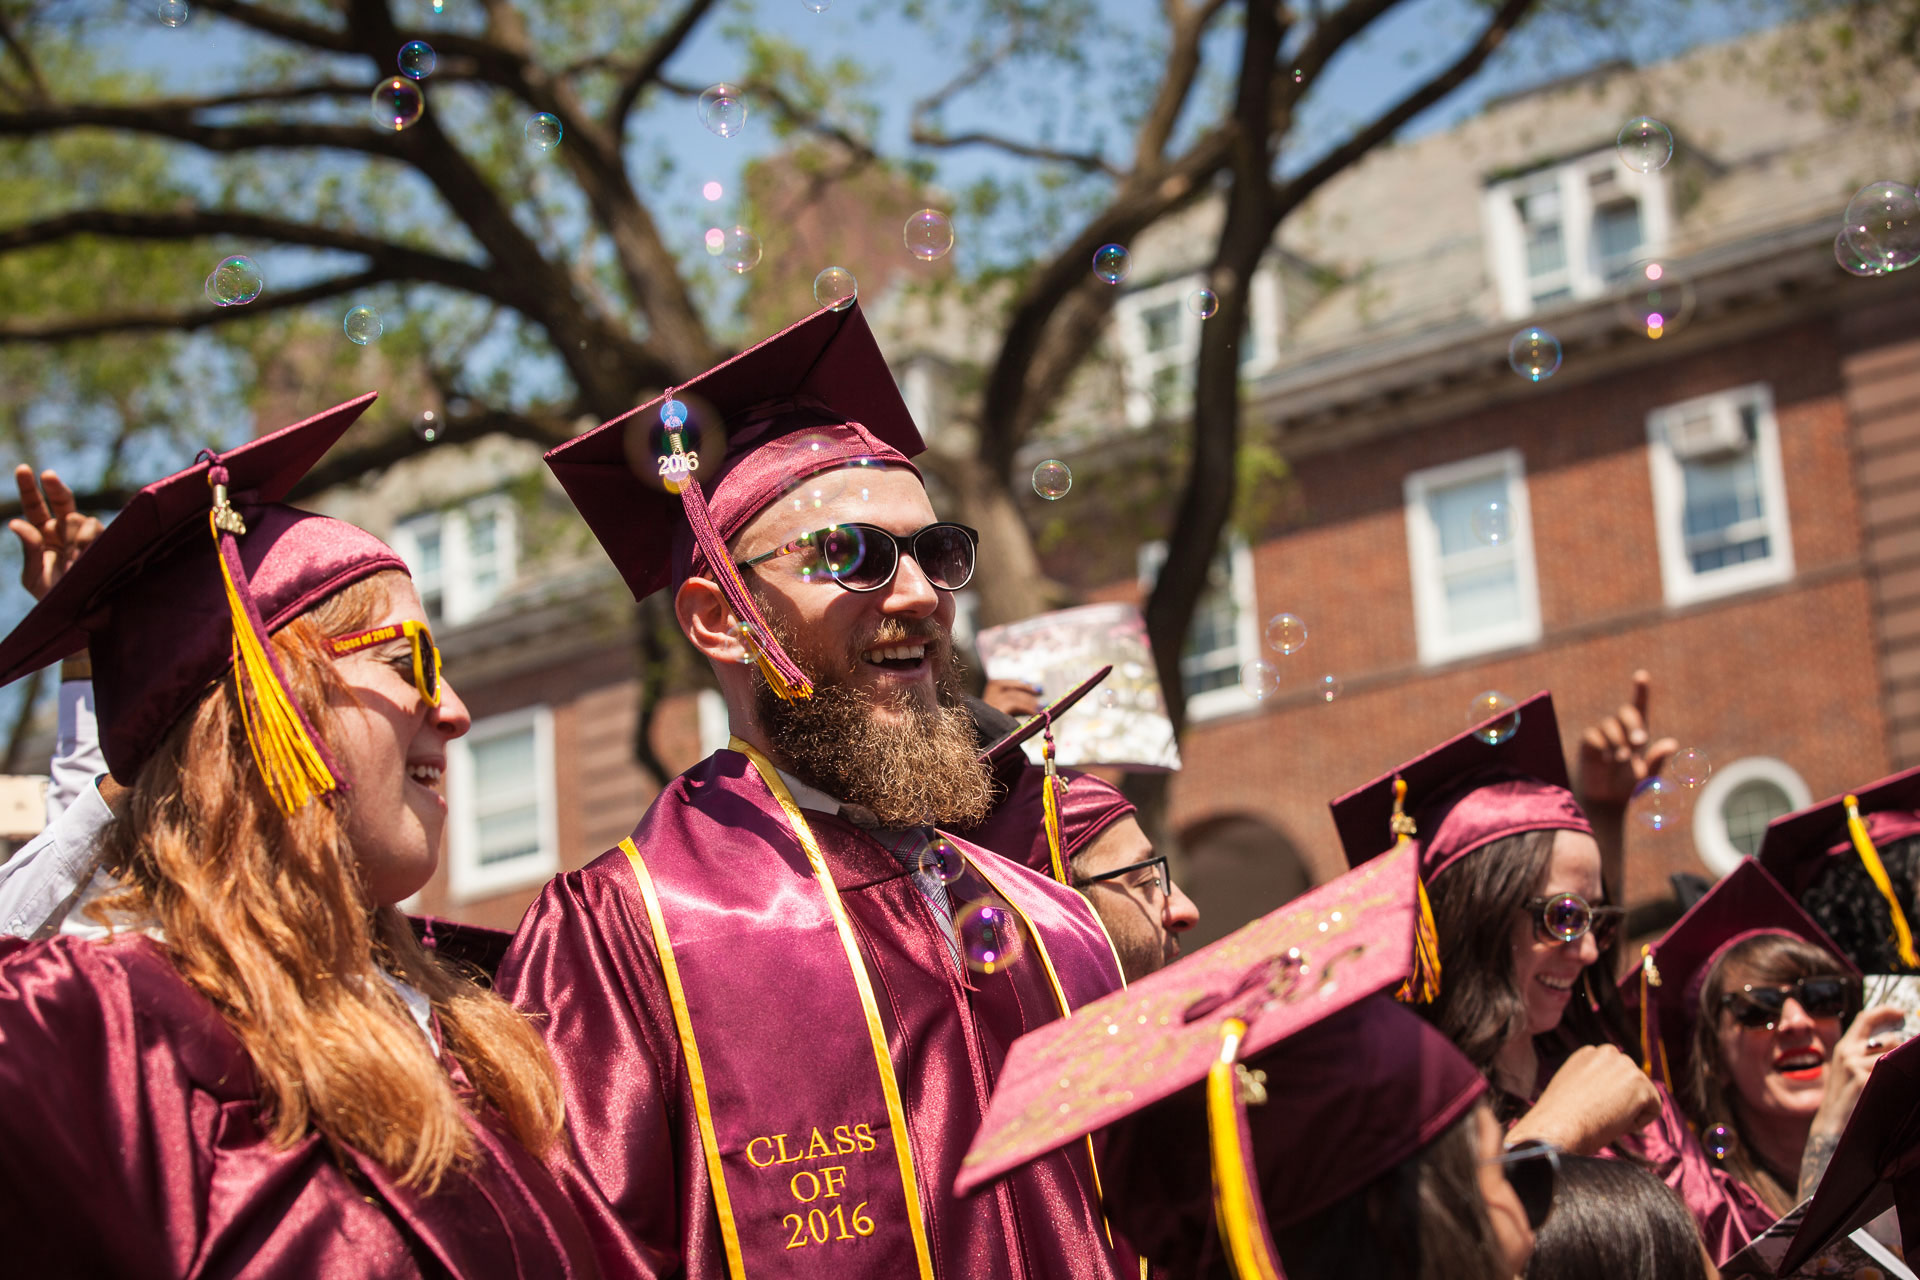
top-left (729, 739), bottom-right (938, 1280)
top-left (620, 838), bottom-right (750, 1280)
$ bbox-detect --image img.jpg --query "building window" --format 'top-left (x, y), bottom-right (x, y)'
top-left (1484, 151), bottom-right (1669, 319)
top-left (390, 495), bottom-right (519, 626)
top-left (1692, 756), bottom-right (1812, 879)
top-left (1138, 539), bottom-right (1260, 720)
top-left (1116, 271), bottom-right (1274, 427)
top-left (1646, 383), bottom-right (1795, 607)
top-left (1403, 449), bottom-right (1543, 666)
top-left (448, 706), bottom-right (558, 901)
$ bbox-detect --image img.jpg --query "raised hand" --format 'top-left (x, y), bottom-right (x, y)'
top-left (8, 466), bottom-right (103, 601)
top-left (1576, 670), bottom-right (1680, 808)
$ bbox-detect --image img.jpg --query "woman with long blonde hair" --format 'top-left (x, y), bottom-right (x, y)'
top-left (0, 401), bottom-right (643, 1279)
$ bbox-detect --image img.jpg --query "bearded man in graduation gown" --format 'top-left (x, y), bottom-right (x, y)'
top-left (496, 304), bottom-right (1132, 1280)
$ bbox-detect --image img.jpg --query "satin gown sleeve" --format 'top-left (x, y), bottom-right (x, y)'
top-left (1613, 1088), bottom-right (1780, 1265)
top-left (497, 858), bottom-right (688, 1279)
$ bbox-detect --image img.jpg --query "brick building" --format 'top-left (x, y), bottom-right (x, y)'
top-left (299, 25), bottom-right (1920, 945)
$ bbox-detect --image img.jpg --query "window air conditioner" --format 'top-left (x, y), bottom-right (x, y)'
top-left (1664, 404), bottom-right (1750, 461)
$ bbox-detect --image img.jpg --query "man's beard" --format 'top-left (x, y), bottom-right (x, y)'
top-left (750, 609), bottom-right (993, 829)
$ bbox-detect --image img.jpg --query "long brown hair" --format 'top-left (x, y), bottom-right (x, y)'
top-left (94, 570), bottom-right (561, 1191)
top-left (1524, 1155), bottom-right (1710, 1280)
top-left (1421, 829), bottom-right (1635, 1110)
top-left (1684, 933), bottom-right (1855, 1214)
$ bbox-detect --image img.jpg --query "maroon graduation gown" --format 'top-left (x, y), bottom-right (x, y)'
top-left (496, 747), bottom-right (1129, 1280)
top-left (0, 932), bottom-right (647, 1280)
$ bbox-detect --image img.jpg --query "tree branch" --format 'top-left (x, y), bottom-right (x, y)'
top-left (0, 10), bottom-right (49, 106)
top-left (1132, 0), bottom-right (1235, 166)
top-left (907, 126), bottom-right (1118, 177)
top-left (0, 268), bottom-right (390, 343)
top-left (189, 0), bottom-right (359, 54)
top-left (659, 74), bottom-right (883, 166)
top-left (0, 102), bottom-right (405, 160)
top-left (606, 0), bottom-right (721, 141)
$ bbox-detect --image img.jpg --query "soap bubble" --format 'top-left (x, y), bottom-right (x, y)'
top-left (1617, 260), bottom-right (1693, 339)
top-left (371, 77), bottom-right (424, 131)
top-left (1837, 231), bottom-right (1893, 278)
top-left (1265, 612), bottom-right (1307, 656)
top-left (205, 255), bottom-right (264, 306)
top-left (412, 410), bottom-right (444, 444)
top-left (698, 83), bottom-right (747, 138)
top-left (1508, 327), bottom-right (1561, 382)
top-left (156, 0), bottom-right (189, 26)
top-left (813, 266), bottom-right (857, 311)
top-left (1099, 689), bottom-right (1121, 710)
top-left (398, 40), bottom-right (436, 79)
top-left (1670, 747), bottom-right (1711, 789)
top-left (803, 0), bottom-right (829, 9)
top-left (957, 898), bottom-right (1025, 974)
top-left (915, 835), bottom-right (965, 886)
top-left (1617, 117), bottom-right (1673, 173)
top-left (1189, 289), bottom-right (1219, 318)
top-left (1843, 181), bottom-right (1920, 272)
top-left (1470, 499), bottom-right (1512, 546)
top-left (624, 392), bottom-right (725, 494)
top-left (1031, 459), bottom-right (1072, 500)
top-left (1705, 1125), bottom-right (1732, 1161)
top-left (1093, 244), bottom-right (1130, 284)
top-left (1240, 661), bottom-right (1280, 701)
top-left (904, 209), bottom-right (954, 261)
top-left (1316, 674), bottom-right (1343, 703)
top-left (703, 228), bottom-right (725, 256)
top-left (1467, 690), bottom-right (1520, 746)
top-left (526, 112), bottom-right (562, 152)
top-left (1633, 776), bottom-right (1675, 831)
top-left (719, 226), bottom-right (761, 274)
top-left (343, 305), bottom-right (382, 344)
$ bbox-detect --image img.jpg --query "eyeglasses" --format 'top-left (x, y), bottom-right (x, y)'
top-left (328, 619), bottom-right (442, 706)
top-left (1078, 855), bottom-right (1170, 900)
top-left (1524, 892), bottom-right (1625, 949)
top-left (1486, 1140), bottom-right (1559, 1230)
top-left (736, 522), bottom-right (978, 594)
top-left (1719, 975), bottom-right (1859, 1030)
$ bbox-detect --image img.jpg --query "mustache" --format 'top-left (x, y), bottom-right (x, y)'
top-left (848, 617), bottom-right (948, 663)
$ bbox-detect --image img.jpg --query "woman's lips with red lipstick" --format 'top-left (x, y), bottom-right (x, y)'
top-left (1772, 1046), bottom-right (1825, 1082)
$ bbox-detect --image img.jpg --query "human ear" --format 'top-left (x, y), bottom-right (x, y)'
top-left (675, 577), bottom-right (748, 666)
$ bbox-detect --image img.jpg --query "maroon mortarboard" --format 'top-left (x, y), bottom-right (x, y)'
top-left (1775, 1034), bottom-right (1920, 1273)
top-left (964, 666), bottom-right (1115, 882)
top-left (1757, 765), bottom-right (1920, 970)
top-left (544, 303), bottom-right (923, 703)
top-left (0, 394), bottom-right (405, 803)
top-left (1632, 859), bottom-right (1852, 1094)
top-left (955, 839), bottom-right (1483, 1278)
top-left (410, 916), bottom-right (515, 980)
top-left (1327, 692), bottom-right (1590, 1003)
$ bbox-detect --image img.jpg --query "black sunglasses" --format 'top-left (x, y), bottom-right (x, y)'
top-left (1486, 1140), bottom-right (1559, 1230)
top-left (1719, 975), bottom-right (1860, 1030)
top-left (1077, 855), bottom-right (1170, 899)
top-left (736, 522), bottom-right (978, 594)
top-left (1524, 892), bottom-right (1625, 949)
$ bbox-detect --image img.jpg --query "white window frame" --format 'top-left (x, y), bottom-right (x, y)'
top-left (1115, 269), bottom-right (1278, 428)
top-left (1404, 448), bottom-right (1544, 666)
top-left (390, 494), bottom-right (520, 626)
top-left (1483, 150), bottom-right (1671, 320)
top-left (1138, 538), bottom-right (1261, 722)
top-left (695, 688), bottom-right (732, 760)
top-left (448, 705), bottom-right (558, 901)
top-left (1646, 382), bottom-right (1795, 608)
top-left (1693, 756), bottom-right (1812, 879)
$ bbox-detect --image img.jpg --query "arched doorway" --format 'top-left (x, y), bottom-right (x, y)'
top-left (1175, 814), bottom-right (1313, 950)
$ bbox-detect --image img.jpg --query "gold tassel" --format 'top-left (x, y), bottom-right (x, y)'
top-left (1637, 945), bottom-right (1669, 1081)
top-left (737, 619), bottom-right (811, 703)
top-left (211, 505), bottom-right (338, 814)
top-left (1845, 795), bottom-right (1919, 969)
top-left (1041, 721), bottom-right (1068, 885)
top-left (1206, 1019), bottom-right (1284, 1280)
top-left (1389, 777), bottom-right (1442, 1004)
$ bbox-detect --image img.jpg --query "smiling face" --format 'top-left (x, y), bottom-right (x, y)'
top-left (1712, 956), bottom-right (1845, 1127)
top-left (1508, 829), bottom-right (1606, 1037)
top-left (325, 578), bottom-right (472, 905)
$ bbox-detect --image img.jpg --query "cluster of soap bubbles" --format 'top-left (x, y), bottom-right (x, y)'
top-left (1633, 747), bottom-right (1712, 832)
top-left (698, 83), bottom-right (747, 138)
top-left (1467, 690), bottom-right (1520, 746)
top-left (1838, 181), bottom-right (1920, 278)
top-left (343, 305), bottom-right (382, 344)
top-left (1508, 327), bottom-right (1561, 382)
top-left (372, 77), bottom-right (424, 131)
top-left (205, 255), bottom-right (264, 307)
top-left (1240, 614), bottom-right (1341, 704)
top-left (1616, 117), bottom-right (1673, 174)
top-left (1032, 459), bottom-right (1072, 500)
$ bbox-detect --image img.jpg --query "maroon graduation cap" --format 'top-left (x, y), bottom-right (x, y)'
top-left (1631, 859), bottom-right (1852, 1093)
top-left (1757, 765), bottom-right (1920, 970)
top-left (956, 839), bottom-right (1483, 1278)
top-left (0, 394), bottom-right (403, 804)
top-left (543, 303), bottom-right (924, 703)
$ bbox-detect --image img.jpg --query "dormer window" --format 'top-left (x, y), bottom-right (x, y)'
top-left (1483, 149), bottom-right (1670, 319)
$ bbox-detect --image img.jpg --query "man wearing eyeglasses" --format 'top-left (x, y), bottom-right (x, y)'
top-left (498, 307), bottom-right (1134, 1280)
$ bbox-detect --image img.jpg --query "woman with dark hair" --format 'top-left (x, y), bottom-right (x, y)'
top-left (1524, 1156), bottom-right (1717, 1280)
top-left (1329, 691), bottom-right (1765, 1263)
top-left (0, 402), bottom-right (643, 1278)
top-left (1640, 860), bottom-right (1900, 1223)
